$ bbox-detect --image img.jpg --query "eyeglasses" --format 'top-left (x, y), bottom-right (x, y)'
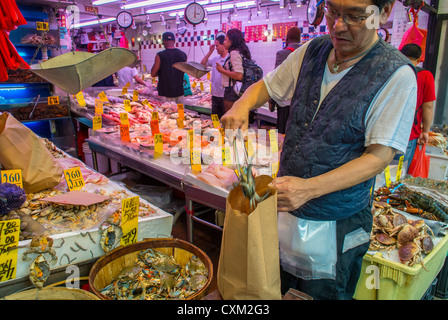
top-left (323, 6), bottom-right (374, 25)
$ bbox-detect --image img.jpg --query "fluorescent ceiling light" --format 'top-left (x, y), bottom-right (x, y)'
top-left (92, 0), bottom-right (119, 5)
top-left (123, 0), bottom-right (178, 9)
top-left (73, 17), bottom-right (116, 28)
top-left (169, 1), bottom-right (255, 16)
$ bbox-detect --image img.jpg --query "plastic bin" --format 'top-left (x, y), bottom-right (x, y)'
top-left (426, 153), bottom-right (448, 180)
top-left (354, 232), bottom-right (448, 300)
top-left (82, 142), bottom-right (110, 173)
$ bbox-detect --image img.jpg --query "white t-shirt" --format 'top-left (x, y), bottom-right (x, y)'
top-left (117, 67), bottom-right (138, 88)
top-left (263, 40), bottom-right (417, 153)
top-left (206, 54), bottom-right (227, 98)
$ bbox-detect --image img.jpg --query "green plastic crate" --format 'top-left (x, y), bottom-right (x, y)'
top-left (354, 232), bottom-right (448, 300)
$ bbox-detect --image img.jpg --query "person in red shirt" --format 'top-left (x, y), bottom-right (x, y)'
top-left (400, 44), bottom-right (436, 172)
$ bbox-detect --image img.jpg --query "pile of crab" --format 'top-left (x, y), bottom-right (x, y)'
top-left (370, 202), bottom-right (435, 270)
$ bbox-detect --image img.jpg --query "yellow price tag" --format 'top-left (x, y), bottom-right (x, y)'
top-left (124, 82), bottom-right (130, 88)
top-left (132, 90), bottom-right (139, 102)
top-left (92, 116), bottom-right (102, 131)
top-left (222, 147), bottom-right (231, 166)
top-left (95, 99), bottom-right (103, 115)
top-left (0, 219), bottom-right (20, 282)
top-left (207, 72), bottom-right (210, 80)
top-left (192, 82), bottom-right (197, 89)
top-left (396, 156), bottom-right (404, 182)
top-left (211, 114), bottom-right (220, 128)
top-left (121, 196), bottom-right (139, 246)
top-left (384, 166), bottom-right (391, 188)
top-left (36, 21), bottom-right (49, 31)
top-left (98, 91), bottom-right (108, 102)
top-left (76, 92), bottom-right (86, 107)
top-left (154, 133), bottom-right (163, 156)
top-left (177, 118), bottom-right (184, 129)
top-left (1, 169), bottom-right (23, 189)
top-left (246, 139), bottom-right (255, 160)
top-left (122, 87), bottom-right (128, 95)
top-left (120, 112), bottom-right (129, 126)
top-left (152, 111), bottom-right (159, 121)
top-left (124, 100), bottom-right (131, 112)
top-left (269, 129), bottom-right (279, 154)
top-left (47, 96), bottom-right (59, 105)
top-left (272, 162), bottom-right (279, 178)
top-left (120, 124), bottom-right (131, 142)
top-left (191, 149), bottom-right (202, 172)
top-left (177, 103), bottom-right (185, 120)
top-left (63, 167), bottom-right (85, 191)
top-left (200, 82), bottom-right (204, 91)
top-left (142, 99), bottom-right (153, 110)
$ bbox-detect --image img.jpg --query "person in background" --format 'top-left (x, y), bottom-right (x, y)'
top-left (269, 26), bottom-right (302, 134)
top-left (399, 43), bottom-right (436, 172)
top-left (151, 31), bottom-right (187, 103)
top-left (116, 61), bottom-right (146, 89)
top-left (221, 0), bottom-right (417, 299)
top-left (183, 73), bottom-right (193, 96)
top-left (216, 28), bottom-right (252, 113)
top-left (201, 34), bottom-right (228, 119)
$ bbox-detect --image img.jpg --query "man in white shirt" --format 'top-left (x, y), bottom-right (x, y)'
top-left (222, 0), bottom-right (417, 300)
top-left (116, 63), bottom-right (146, 89)
top-left (201, 35), bottom-right (228, 118)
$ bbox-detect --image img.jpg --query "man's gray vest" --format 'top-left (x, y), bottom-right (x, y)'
top-left (279, 35), bottom-right (413, 221)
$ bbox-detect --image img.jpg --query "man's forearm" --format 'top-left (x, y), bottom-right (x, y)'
top-left (421, 101), bottom-right (434, 133)
top-left (233, 80), bottom-right (271, 112)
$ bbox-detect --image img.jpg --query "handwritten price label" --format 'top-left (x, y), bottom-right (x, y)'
top-left (132, 90), bottom-right (139, 102)
top-left (36, 21), bottom-right (49, 31)
top-left (121, 196), bottom-right (139, 246)
top-left (75, 92), bottom-right (86, 107)
top-left (98, 91), bottom-right (108, 102)
top-left (64, 167), bottom-right (85, 191)
top-left (1, 169), bottom-right (23, 189)
top-left (120, 112), bottom-right (129, 126)
top-left (124, 100), bottom-right (131, 112)
top-left (142, 99), bottom-right (153, 110)
top-left (121, 87), bottom-right (128, 95)
top-left (384, 166), bottom-right (391, 188)
top-left (271, 162), bottom-right (279, 178)
top-left (190, 149), bottom-right (202, 172)
top-left (177, 104), bottom-right (185, 120)
top-left (154, 133), bottom-right (163, 156)
top-left (176, 118), bottom-right (184, 129)
top-left (211, 114), bottom-right (220, 128)
top-left (120, 124), bottom-right (130, 142)
top-left (396, 156), bottom-right (404, 182)
top-left (47, 96), bottom-right (59, 105)
top-left (0, 219), bottom-right (20, 282)
top-left (95, 99), bottom-right (103, 115)
top-left (269, 129), bottom-right (279, 154)
top-left (92, 116), bottom-right (102, 131)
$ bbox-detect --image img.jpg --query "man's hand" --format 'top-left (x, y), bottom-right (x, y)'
top-left (269, 176), bottom-right (315, 212)
top-left (417, 132), bottom-right (429, 145)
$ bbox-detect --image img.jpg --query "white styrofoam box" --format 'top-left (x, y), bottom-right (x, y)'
top-left (427, 153), bottom-right (448, 180)
top-left (425, 145), bottom-right (446, 156)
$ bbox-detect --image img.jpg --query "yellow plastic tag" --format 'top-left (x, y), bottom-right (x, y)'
top-left (92, 116), bottom-right (102, 131)
top-left (36, 21), bottom-right (49, 31)
top-left (95, 99), bottom-right (103, 115)
top-left (269, 129), bottom-right (278, 154)
top-left (1, 169), bottom-right (23, 189)
top-left (142, 99), bottom-right (153, 110)
top-left (121, 196), bottom-right (139, 246)
top-left (177, 118), bottom-right (184, 129)
top-left (124, 82), bottom-right (130, 88)
top-left (152, 111), bottom-right (159, 120)
top-left (76, 92), bottom-right (86, 107)
top-left (211, 114), bottom-right (220, 128)
top-left (121, 87), bottom-right (128, 95)
top-left (132, 90), bottom-right (139, 102)
top-left (124, 100), bottom-right (131, 112)
top-left (191, 149), bottom-right (202, 172)
top-left (271, 162), bottom-right (279, 178)
top-left (384, 166), bottom-right (391, 188)
top-left (63, 167), bottom-right (85, 191)
top-left (120, 112), bottom-right (129, 126)
top-left (154, 133), bottom-right (163, 156)
top-left (98, 91), bottom-right (108, 102)
top-left (177, 103), bottom-right (185, 120)
top-left (120, 124), bottom-right (130, 142)
top-left (396, 156), bottom-right (404, 182)
top-left (47, 96), bottom-right (59, 105)
top-left (200, 82), bottom-right (204, 91)
top-left (0, 219), bottom-right (20, 282)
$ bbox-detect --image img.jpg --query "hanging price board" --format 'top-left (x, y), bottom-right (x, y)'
top-left (120, 196), bottom-right (139, 246)
top-left (75, 92), bottom-right (86, 107)
top-left (124, 100), bottom-right (131, 112)
top-left (98, 91), bottom-right (108, 102)
top-left (1, 170), bottom-right (23, 189)
top-left (211, 114), bottom-right (220, 128)
top-left (132, 90), bottom-right (139, 102)
top-left (63, 167), bottom-right (85, 191)
top-left (154, 133), bottom-right (163, 156)
top-left (47, 96), bottom-right (59, 105)
top-left (92, 116), bottom-right (102, 131)
top-left (120, 124), bottom-right (131, 142)
top-left (177, 104), bottom-right (185, 120)
top-left (0, 219), bottom-right (20, 282)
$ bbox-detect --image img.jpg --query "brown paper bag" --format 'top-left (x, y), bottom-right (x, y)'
top-left (217, 175), bottom-right (281, 300)
top-left (0, 113), bottom-right (63, 193)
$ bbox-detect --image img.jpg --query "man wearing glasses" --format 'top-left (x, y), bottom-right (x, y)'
top-left (221, 0), bottom-right (417, 300)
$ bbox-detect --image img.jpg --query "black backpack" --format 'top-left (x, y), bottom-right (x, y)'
top-left (226, 53), bottom-right (263, 97)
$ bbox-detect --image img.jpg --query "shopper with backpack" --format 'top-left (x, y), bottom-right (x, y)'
top-left (216, 28), bottom-right (256, 113)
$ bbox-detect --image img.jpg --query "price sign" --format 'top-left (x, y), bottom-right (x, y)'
top-left (132, 90), bottom-right (139, 102)
top-left (142, 99), bottom-right (153, 110)
top-left (98, 91), bottom-right (108, 102)
top-left (63, 167), bottom-right (85, 191)
top-left (269, 129), bottom-right (279, 154)
top-left (384, 166), bottom-right (391, 188)
top-left (121, 87), bottom-right (128, 95)
top-left (152, 111), bottom-right (159, 120)
top-left (1, 170), bottom-right (23, 189)
top-left (200, 82), bottom-right (204, 91)
top-left (222, 147), bottom-right (231, 166)
top-left (191, 149), bottom-right (202, 172)
top-left (211, 114), bottom-right (220, 128)
top-left (0, 219), bottom-right (20, 282)
top-left (76, 92), bottom-right (86, 107)
top-left (154, 133), bottom-right (163, 156)
top-left (124, 82), bottom-right (130, 88)
top-left (47, 96), bottom-right (59, 105)
top-left (150, 120), bottom-right (160, 136)
top-left (120, 196), bottom-right (139, 246)
top-left (207, 72), bottom-right (210, 80)
top-left (120, 124), bottom-right (130, 142)
top-left (246, 139), bottom-right (255, 160)
top-left (120, 112), bottom-right (129, 126)
top-left (92, 116), bottom-right (102, 131)
top-left (177, 104), bottom-right (185, 120)
top-left (272, 162), bottom-right (279, 178)
top-left (396, 156), bottom-right (404, 182)
top-left (192, 81), bottom-right (197, 89)
top-left (36, 21), bottom-right (49, 31)
top-left (176, 118), bottom-right (184, 129)
top-left (95, 99), bottom-right (103, 115)
top-left (124, 100), bottom-right (131, 112)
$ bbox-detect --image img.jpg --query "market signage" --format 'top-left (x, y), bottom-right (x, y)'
top-left (121, 196), bottom-right (139, 246)
top-left (1, 169), bottom-right (23, 189)
top-left (63, 167), bottom-right (85, 191)
top-left (0, 219), bottom-right (20, 282)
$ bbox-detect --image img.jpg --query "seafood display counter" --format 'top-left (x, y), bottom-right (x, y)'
top-left (0, 139), bottom-right (173, 297)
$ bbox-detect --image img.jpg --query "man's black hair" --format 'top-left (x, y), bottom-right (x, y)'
top-left (400, 43), bottom-right (422, 60)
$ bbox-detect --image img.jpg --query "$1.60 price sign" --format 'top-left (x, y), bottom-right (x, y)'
top-left (121, 196), bottom-right (139, 246)
top-left (63, 167), bottom-right (85, 191)
top-left (1, 169), bottom-right (23, 189)
top-left (0, 219), bottom-right (20, 282)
